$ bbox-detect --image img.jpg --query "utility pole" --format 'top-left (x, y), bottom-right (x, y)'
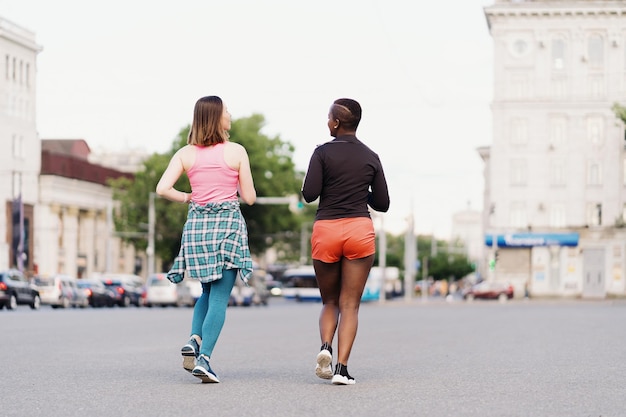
top-left (147, 192), bottom-right (155, 276)
top-left (378, 214), bottom-right (387, 304)
top-left (404, 210), bottom-right (416, 302)
top-left (299, 222), bottom-right (309, 265)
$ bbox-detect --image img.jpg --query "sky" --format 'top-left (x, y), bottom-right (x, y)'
top-left (1, 0), bottom-right (494, 237)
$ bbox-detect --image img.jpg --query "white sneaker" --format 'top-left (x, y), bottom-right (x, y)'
top-left (315, 348), bottom-right (333, 379)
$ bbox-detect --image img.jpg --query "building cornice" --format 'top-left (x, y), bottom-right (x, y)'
top-left (0, 17), bottom-right (42, 53)
top-left (485, 2), bottom-right (626, 30)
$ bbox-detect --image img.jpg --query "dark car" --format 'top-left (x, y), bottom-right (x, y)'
top-left (100, 274), bottom-right (144, 307)
top-left (463, 281), bottom-right (514, 301)
top-left (0, 269), bottom-right (41, 310)
top-left (77, 279), bottom-right (115, 308)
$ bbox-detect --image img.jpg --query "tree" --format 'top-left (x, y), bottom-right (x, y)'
top-left (379, 232), bottom-right (474, 283)
top-left (109, 114), bottom-right (307, 270)
top-left (229, 115), bottom-right (307, 255)
top-left (612, 102), bottom-right (626, 124)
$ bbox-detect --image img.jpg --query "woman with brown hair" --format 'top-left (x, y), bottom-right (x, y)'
top-left (156, 95), bottom-right (256, 383)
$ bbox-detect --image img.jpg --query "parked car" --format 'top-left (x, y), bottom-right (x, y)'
top-left (99, 274), bottom-right (144, 307)
top-left (33, 275), bottom-right (86, 308)
top-left (185, 279), bottom-right (202, 305)
top-left (463, 281), bottom-right (514, 301)
top-left (229, 278), bottom-right (257, 306)
top-left (68, 279), bottom-right (90, 308)
top-left (0, 269), bottom-right (40, 310)
top-left (266, 279), bottom-right (283, 297)
top-left (144, 273), bottom-right (194, 307)
top-left (249, 270), bottom-right (270, 305)
top-left (76, 279), bottom-right (116, 308)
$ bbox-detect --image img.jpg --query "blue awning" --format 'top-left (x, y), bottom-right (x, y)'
top-left (485, 233), bottom-right (579, 248)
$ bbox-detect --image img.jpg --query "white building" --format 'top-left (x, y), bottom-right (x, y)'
top-left (0, 17), bottom-right (40, 272)
top-left (482, 0), bottom-right (626, 298)
top-left (1, 17), bottom-right (142, 279)
top-left (450, 207), bottom-right (484, 269)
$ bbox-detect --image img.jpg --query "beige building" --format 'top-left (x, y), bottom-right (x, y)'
top-left (36, 139), bottom-right (140, 278)
top-left (482, 0), bottom-right (626, 298)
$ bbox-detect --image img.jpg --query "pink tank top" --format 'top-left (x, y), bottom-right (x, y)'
top-left (187, 143), bottom-right (239, 204)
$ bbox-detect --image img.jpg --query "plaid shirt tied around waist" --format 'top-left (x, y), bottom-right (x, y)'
top-left (167, 200), bottom-right (253, 285)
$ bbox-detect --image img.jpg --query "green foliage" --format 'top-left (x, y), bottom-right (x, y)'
top-left (612, 102), bottom-right (626, 124)
top-left (381, 232), bottom-right (474, 282)
top-left (425, 252), bottom-right (474, 282)
top-left (229, 115), bottom-right (306, 255)
top-left (109, 115), bottom-right (309, 268)
top-left (109, 130), bottom-right (190, 268)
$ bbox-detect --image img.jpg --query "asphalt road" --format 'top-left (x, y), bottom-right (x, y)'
top-left (1, 297), bottom-right (626, 417)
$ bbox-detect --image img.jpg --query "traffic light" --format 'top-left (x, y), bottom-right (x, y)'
top-left (288, 195), bottom-right (304, 213)
top-left (489, 250), bottom-right (499, 271)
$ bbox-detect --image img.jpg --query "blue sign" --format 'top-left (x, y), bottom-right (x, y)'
top-left (484, 233), bottom-right (579, 248)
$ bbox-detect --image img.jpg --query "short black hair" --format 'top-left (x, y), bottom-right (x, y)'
top-left (332, 98), bottom-right (361, 129)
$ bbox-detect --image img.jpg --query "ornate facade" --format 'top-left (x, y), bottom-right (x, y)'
top-left (482, 0), bottom-right (626, 298)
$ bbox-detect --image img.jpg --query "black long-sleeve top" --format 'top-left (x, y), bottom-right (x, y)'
top-left (301, 135), bottom-right (390, 221)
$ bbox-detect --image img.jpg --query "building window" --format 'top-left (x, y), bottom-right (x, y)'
top-left (550, 159), bottom-right (565, 186)
top-left (510, 118), bottom-right (528, 144)
top-left (25, 63), bottom-right (30, 88)
top-left (4, 55), bottom-right (8, 80)
top-left (586, 116), bottom-right (604, 145)
top-left (586, 202), bottom-right (602, 226)
top-left (549, 116), bottom-right (567, 146)
top-left (12, 57), bottom-right (16, 81)
top-left (586, 161), bottom-right (602, 186)
top-left (549, 203), bottom-right (566, 228)
top-left (552, 38), bottom-right (566, 70)
top-left (588, 34), bottom-right (604, 68)
top-left (510, 202), bottom-right (527, 228)
top-left (510, 159), bottom-right (528, 186)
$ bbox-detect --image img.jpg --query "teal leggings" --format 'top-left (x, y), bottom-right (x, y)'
top-left (190, 269), bottom-right (237, 358)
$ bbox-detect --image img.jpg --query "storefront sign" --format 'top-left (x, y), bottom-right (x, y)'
top-left (485, 233), bottom-right (579, 248)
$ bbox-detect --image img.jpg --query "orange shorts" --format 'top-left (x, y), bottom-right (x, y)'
top-left (311, 217), bottom-right (375, 263)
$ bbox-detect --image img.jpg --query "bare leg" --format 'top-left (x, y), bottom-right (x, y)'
top-left (314, 255), bottom-right (374, 366)
top-left (336, 255), bottom-right (374, 365)
top-left (313, 259), bottom-right (341, 346)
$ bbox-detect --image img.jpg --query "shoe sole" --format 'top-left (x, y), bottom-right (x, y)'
top-left (192, 369), bottom-right (220, 383)
top-left (315, 350), bottom-right (333, 380)
top-left (181, 347), bottom-right (196, 373)
top-left (332, 374), bottom-right (356, 385)
top-left (182, 355), bottom-right (195, 372)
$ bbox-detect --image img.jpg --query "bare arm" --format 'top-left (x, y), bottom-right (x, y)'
top-left (237, 145), bottom-right (256, 205)
top-left (156, 147), bottom-right (191, 203)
